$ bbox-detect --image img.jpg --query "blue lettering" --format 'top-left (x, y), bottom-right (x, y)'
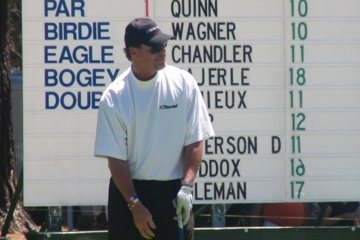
top-left (45, 91), bottom-right (102, 110)
top-left (61, 91), bottom-right (77, 110)
top-left (93, 22), bottom-right (97, 40)
top-left (59, 23), bottom-right (63, 39)
top-left (44, 68), bottom-right (119, 87)
top-left (79, 22), bottom-right (92, 40)
top-left (45, 0), bottom-right (57, 17)
top-left (59, 46), bottom-right (74, 63)
top-left (77, 69), bottom-right (92, 87)
top-left (92, 92), bottom-right (102, 109)
top-left (44, 22), bottom-right (110, 40)
top-left (72, 45), bottom-right (88, 63)
top-left (72, 0), bottom-right (85, 17)
top-left (63, 22), bottom-right (77, 40)
top-left (44, 46), bottom-right (57, 63)
top-left (44, 0), bottom-right (85, 17)
top-left (45, 45), bottom-right (114, 63)
top-left (107, 69), bottom-right (120, 82)
top-left (56, 0), bottom-right (71, 17)
top-left (59, 69), bottom-right (75, 87)
top-left (101, 46), bottom-right (114, 63)
top-left (89, 46), bottom-right (100, 63)
top-left (93, 69), bottom-right (105, 86)
top-left (78, 91), bottom-right (90, 110)
top-left (45, 92), bottom-right (59, 109)
top-left (45, 69), bottom-right (58, 86)
top-left (45, 23), bottom-right (58, 40)
top-left (97, 22), bottom-right (110, 40)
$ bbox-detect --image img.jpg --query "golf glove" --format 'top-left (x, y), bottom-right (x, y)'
top-left (176, 186), bottom-right (193, 226)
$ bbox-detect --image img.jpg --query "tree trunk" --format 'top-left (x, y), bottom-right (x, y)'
top-left (0, 0), bottom-right (37, 234)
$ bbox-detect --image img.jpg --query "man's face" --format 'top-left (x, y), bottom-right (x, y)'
top-left (137, 43), bottom-right (167, 71)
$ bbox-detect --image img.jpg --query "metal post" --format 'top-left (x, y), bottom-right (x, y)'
top-left (67, 206), bottom-right (73, 231)
top-left (211, 204), bottom-right (226, 227)
top-left (47, 206), bottom-right (62, 231)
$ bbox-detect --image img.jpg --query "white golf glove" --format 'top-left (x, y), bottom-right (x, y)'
top-left (176, 186), bottom-right (193, 226)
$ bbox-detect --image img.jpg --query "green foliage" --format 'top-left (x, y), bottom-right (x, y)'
top-left (8, 0), bottom-right (22, 69)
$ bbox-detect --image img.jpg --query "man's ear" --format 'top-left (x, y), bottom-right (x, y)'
top-left (129, 47), bottom-right (139, 59)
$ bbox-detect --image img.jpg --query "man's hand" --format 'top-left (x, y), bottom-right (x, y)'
top-left (176, 186), bottom-right (193, 225)
top-left (131, 203), bottom-right (156, 239)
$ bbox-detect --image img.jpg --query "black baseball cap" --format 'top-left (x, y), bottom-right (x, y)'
top-left (124, 18), bottom-right (174, 48)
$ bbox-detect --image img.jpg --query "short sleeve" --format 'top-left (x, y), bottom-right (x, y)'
top-left (94, 99), bottom-right (128, 160)
top-left (184, 75), bottom-right (215, 146)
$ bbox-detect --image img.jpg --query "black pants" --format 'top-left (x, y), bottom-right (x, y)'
top-left (108, 178), bottom-right (194, 240)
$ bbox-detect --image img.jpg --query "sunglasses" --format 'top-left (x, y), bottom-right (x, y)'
top-left (146, 43), bottom-right (167, 54)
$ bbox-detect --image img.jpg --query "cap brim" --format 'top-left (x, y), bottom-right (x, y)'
top-left (147, 33), bottom-right (175, 47)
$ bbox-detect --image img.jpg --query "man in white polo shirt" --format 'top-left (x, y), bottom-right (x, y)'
top-left (94, 17), bottom-right (214, 240)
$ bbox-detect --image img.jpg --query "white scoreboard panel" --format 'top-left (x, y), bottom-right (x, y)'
top-left (23, 0), bottom-right (360, 206)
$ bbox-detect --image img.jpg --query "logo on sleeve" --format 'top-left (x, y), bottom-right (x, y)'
top-left (159, 104), bottom-right (178, 110)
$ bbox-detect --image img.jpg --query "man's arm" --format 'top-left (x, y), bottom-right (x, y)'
top-left (182, 141), bottom-right (202, 183)
top-left (108, 157), bottom-right (156, 239)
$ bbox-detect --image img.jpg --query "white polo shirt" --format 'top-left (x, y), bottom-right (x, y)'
top-left (94, 65), bottom-right (215, 180)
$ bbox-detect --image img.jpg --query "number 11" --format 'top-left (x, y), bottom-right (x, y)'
top-left (291, 45), bottom-right (305, 63)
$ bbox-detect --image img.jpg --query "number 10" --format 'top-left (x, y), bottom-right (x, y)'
top-left (290, 0), bottom-right (308, 17)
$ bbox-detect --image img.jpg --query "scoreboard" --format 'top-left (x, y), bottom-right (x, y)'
top-left (23, 0), bottom-right (360, 206)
